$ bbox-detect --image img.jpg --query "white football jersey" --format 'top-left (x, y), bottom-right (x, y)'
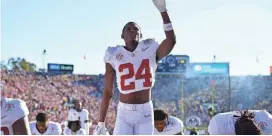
top-left (64, 128), bottom-right (86, 135)
top-left (104, 39), bottom-right (160, 94)
top-left (154, 116), bottom-right (184, 135)
top-left (208, 110), bottom-right (272, 135)
top-left (29, 121), bottom-right (62, 135)
top-left (68, 108), bottom-right (89, 133)
top-left (1, 97), bottom-right (29, 135)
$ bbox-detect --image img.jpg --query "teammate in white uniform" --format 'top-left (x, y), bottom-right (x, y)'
top-left (1, 97), bottom-right (31, 135)
top-left (29, 112), bottom-right (62, 135)
top-left (208, 110), bottom-right (272, 135)
top-left (67, 100), bottom-right (90, 135)
top-left (153, 109), bottom-right (184, 135)
top-left (63, 120), bottom-right (86, 135)
top-left (93, 0), bottom-right (176, 135)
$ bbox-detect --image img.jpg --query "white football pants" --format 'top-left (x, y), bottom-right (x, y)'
top-left (113, 101), bottom-right (154, 135)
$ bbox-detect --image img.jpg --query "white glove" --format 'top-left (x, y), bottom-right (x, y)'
top-left (152, 0), bottom-right (167, 12)
top-left (93, 122), bottom-right (107, 135)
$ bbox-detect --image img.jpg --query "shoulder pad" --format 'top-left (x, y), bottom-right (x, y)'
top-left (104, 46), bottom-right (119, 66)
top-left (108, 45), bottom-right (120, 54)
top-left (107, 46), bottom-right (117, 55)
top-left (30, 121), bottom-right (36, 124)
top-left (83, 109), bottom-right (89, 114)
top-left (50, 121), bottom-right (57, 125)
top-left (142, 38), bottom-right (156, 45)
top-left (29, 121), bottom-right (36, 128)
top-left (13, 98), bottom-right (29, 116)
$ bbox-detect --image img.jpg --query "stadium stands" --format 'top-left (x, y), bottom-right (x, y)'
top-left (1, 70), bottom-right (272, 134)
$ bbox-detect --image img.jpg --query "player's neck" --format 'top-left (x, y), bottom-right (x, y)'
top-left (125, 41), bottom-right (139, 52)
top-left (71, 130), bottom-right (77, 134)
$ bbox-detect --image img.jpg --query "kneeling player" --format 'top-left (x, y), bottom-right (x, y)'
top-left (0, 97), bottom-right (31, 135)
top-left (208, 110), bottom-right (272, 135)
top-left (64, 120), bottom-right (86, 135)
top-left (29, 112), bottom-right (62, 135)
top-left (68, 100), bottom-right (90, 135)
top-left (154, 109), bottom-right (184, 135)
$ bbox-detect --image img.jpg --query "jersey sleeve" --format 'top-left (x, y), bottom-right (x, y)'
top-left (152, 39), bottom-right (160, 51)
top-left (16, 99), bottom-right (29, 117)
top-left (79, 129), bottom-right (86, 135)
top-left (153, 127), bottom-right (159, 135)
top-left (82, 109), bottom-right (89, 120)
top-left (172, 117), bottom-right (184, 134)
top-left (63, 128), bottom-right (69, 135)
top-left (258, 110), bottom-right (272, 135)
top-left (103, 47), bottom-right (115, 68)
top-left (29, 122), bottom-right (36, 134)
top-left (68, 109), bottom-right (73, 121)
top-left (143, 38), bottom-right (160, 53)
top-left (142, 39), bottom-right (160, 63)
top-left (208, 115), bottom-right (219, 135)
top-left (10, 99), bottom-right (29, 125)
top-left (52, 123), bottom-right (62, 135)
top-left (68, 109), bottom-right (77, 121)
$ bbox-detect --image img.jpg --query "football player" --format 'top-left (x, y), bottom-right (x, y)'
top-left (94, 0), bottom-right (176, 134)
top-left (29, 112), bottom-right (62, 135)
top-left (208, 110), bottom-right (272, 135)
top-left (154, 109), bottom-right (184, 135)
top-left (63, 120), bottom-right (86, 135)
top-left (0, 97), bottom-right (31, 135)
top-left (67, 100), bottom-right (90, 134)
top-left (1, 86), bottom-right (31, 135)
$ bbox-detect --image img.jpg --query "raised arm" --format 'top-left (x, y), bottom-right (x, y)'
top-left (153, 0), bottom-right (176, 61)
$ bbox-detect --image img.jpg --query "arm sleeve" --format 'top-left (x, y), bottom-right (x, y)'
top-left (208, 116), bottom-right (218, 135)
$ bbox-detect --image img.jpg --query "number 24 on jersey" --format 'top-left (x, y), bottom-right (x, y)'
top-left (118, 59), bottom-right (152, 91)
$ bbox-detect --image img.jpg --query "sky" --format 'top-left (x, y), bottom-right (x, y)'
top-left (1, 0), bottom-right (272, 76)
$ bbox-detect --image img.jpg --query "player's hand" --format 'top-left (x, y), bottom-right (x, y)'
top-left (152, 0), bottom-right (167, 12)
top-left (93, 122), bottom-right (107, 135)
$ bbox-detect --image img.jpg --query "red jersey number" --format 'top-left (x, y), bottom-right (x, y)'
top-left (1, 127), bottom-right (10, 135)
top-left (118, 59), bottom-right (152, 91)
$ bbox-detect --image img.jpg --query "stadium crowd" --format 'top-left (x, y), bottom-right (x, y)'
top-left (1, 70), bottom-right (272, 134)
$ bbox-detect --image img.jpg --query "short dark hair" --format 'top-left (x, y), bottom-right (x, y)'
top-left (154, 109), bottom-right (168, 121)
top-left (68, 120), bottom-right (81, 130)
top-left (234, 110), bottom-right (261, 135)
top-left (122, 22), bottom-right (141, 34)
top-left (36, 113), bottom-right (48, 122)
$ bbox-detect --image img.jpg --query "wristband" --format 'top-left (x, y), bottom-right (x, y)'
top-left (160, 9), bottom-right (167, 13)
top-left (98, 122), bottom-right (105, 127)
top-left (164, 23), bottom-right (173, 31)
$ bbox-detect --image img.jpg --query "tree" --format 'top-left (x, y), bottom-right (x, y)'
top-left (1, 60), bottom-right (7, 70)
top-left (8, 57), bottom-right (20, 71)
top-left (7, 57), bottom-right (36, 72)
